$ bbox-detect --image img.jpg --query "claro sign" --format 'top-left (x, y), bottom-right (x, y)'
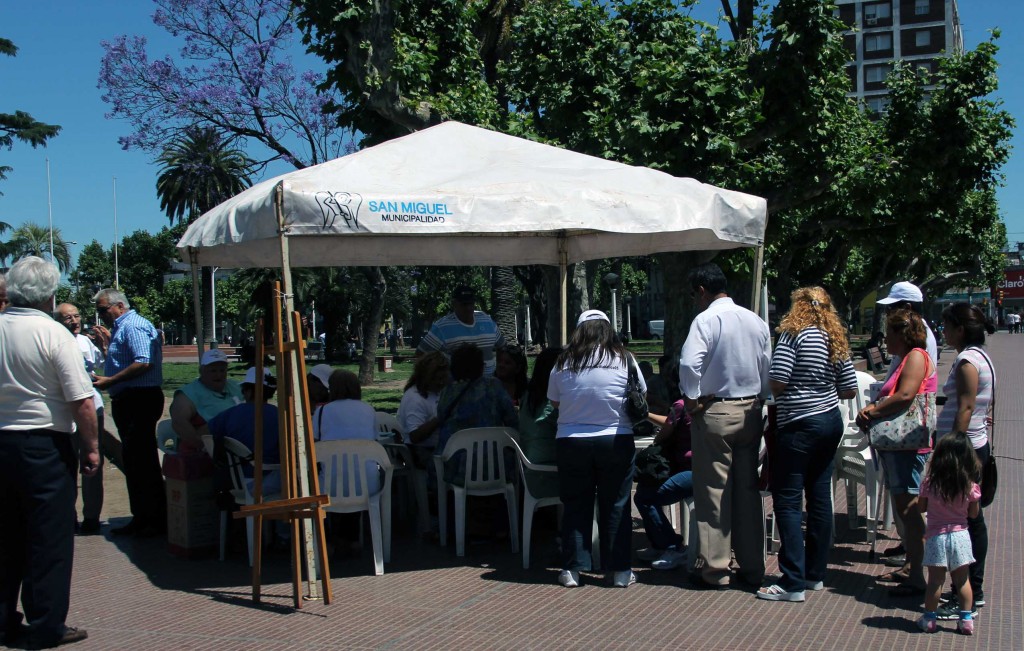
top-left (998, 270), bottom-right (1024, 299)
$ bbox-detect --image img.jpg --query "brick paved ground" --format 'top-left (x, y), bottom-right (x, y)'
top-left (11, 335), bottom-right (1023, 650)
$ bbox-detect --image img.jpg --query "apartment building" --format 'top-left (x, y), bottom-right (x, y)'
top-left (836, 0), bottom-right (963, 113)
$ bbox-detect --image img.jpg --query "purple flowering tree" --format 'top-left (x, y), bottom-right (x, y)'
top-left (98, 0), bottom-right (348, 170)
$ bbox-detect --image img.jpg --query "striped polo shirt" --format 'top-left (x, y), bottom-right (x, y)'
top-left (769, 327), bottom-right (857, 426)
top-left (104, 309), bottom-right (163, 396)
top-left (416, 311), bottom-right (506, 376)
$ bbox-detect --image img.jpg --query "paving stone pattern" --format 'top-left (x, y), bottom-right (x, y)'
top-left (28, 336), bottom-right (1024, 650)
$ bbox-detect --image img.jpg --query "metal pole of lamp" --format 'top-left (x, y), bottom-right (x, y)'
top-left (604, 272), bottom-right (620, 335)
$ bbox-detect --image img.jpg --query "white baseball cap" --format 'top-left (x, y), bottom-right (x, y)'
top-left (308, 364), bottom-right (333, 390)
top-left (877, 281), bottom-right (924, 305)
top-left (200, 349), bottom-right (228, 366)
top-left (576, 309), bottom-right (611, 326)
top-left (242, 366), bottom-right (274, 386)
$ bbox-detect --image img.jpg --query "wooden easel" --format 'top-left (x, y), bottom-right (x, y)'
top-left (234, 282), bottom-right (332, 609)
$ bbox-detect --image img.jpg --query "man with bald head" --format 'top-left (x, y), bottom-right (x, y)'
top-left (55, 303), bottom-right (106, 535)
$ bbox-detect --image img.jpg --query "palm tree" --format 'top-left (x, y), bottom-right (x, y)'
top-left (155, 128), bottom-right (254, 342)
top-left (7, 221), bottom-right (71, 272)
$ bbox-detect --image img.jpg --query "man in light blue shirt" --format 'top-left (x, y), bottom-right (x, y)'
top-left (92, 288), bottom-right (166, 538)
top-left (679, 262), bottom-right (770, 589)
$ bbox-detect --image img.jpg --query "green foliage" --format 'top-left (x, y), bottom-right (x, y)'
top-left (5, 222), bottom-right (72, 272)
top-left (298, 0), bottom-right (1013, 331)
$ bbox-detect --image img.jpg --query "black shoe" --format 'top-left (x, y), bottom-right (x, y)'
top-left (110, 520), bottom-right (139, 536)
top-left (882, 544), bottom-right (906, 558)
top-left (78, 518), bottom-right (101, 535)
top-left (26, 626), bottom-right (88, 649)
top-left (936, 601), bottom-right (978, 621)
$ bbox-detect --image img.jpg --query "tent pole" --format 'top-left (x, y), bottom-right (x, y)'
top-left (275, 182), bottom-right (320, 600)
top-left (751, 241), bottom-right (765, 322)
top-left (559, 233), bottom-right (568, 346)
top-left (189, 248), bottom-right (204, 361)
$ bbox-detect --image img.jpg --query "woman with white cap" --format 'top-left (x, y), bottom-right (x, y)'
top-left (548, 310), bottom-right (645, 588)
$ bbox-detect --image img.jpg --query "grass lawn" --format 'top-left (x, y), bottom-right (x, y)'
top-left (159, 341), bottom-right (669, 413)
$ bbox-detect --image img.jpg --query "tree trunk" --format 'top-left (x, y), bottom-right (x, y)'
top-left (357, 266), bottom-right (387, 385)
top-left (658, 251), bottom-right (719, 360)
top-left (490, 265), bottom-right (518, 343)
top-left (202, 266), bottom-right (215, 344)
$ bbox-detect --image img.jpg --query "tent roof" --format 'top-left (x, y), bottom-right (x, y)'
top-left (177, 121), bottom-right (767, 268)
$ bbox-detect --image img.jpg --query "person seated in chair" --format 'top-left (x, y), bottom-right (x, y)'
top-left (170, 349), bottom-right (243, 448)
top-left (207, 366), bottom-right (281, 492)
top-left (634, 399), bottom-right (693, 571)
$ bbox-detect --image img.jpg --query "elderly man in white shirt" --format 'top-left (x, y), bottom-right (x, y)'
top-left (679, 262), bottom-right (771, 589)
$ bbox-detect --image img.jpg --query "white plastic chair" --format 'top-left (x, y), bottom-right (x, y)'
top-left (434, 427), bottom-right (520, 557)
top-left (156, 419), bottom-right (177, 458)
top-left (832, 371), bottom-right (887, 556)
top-left (374, 411), bottom-right (402, 443)
top-left (219, 436), bottom-right (281, 565)
top-left (316, 439), bottom-right (394, 575)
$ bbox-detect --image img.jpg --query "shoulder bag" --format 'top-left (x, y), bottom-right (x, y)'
top-left (624, 354), bottom-right (653, 436)
top-left (971, 347), bottom-right (998, 508)
top-left (867, 349), bottom-right (936, 451)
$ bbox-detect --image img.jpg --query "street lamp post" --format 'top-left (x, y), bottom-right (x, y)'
top-left (604, 272), bottom-right (620, 335)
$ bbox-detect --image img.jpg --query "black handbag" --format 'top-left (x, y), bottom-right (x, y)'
top-left (635, 444), bottom-right (671, 487)
top-left (624, 355), bottom-right (651, 435)
top-left (975, 348), bottom-right (998, 508)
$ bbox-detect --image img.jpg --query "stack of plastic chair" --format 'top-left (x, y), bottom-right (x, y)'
top-left (832, 371), bottom-right (887, 556)
top-left (434, 427), bottom-right (520, 557)
top-left (316, 439), bottom-right (394, 575)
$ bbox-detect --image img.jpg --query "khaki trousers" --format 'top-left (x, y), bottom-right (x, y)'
top-left (691, 398), bottom-right (765, 586)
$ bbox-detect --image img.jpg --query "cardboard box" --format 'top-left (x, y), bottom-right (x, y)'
top-left (165, 476), bottom-right (219, 558)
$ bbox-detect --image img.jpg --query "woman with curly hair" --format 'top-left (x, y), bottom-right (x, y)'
top-left (757, 287), bottom-right (858, 602)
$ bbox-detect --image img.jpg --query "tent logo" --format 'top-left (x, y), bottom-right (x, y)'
top-left (315, 191), bottom-right (363, 230)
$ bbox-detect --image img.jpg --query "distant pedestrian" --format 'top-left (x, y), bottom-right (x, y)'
top-left (0, 271), bottom-right (8, 311)
top-left (92, 288), bottom-right (166, 538)
top-left (1, 257), bottom-right (98, 649)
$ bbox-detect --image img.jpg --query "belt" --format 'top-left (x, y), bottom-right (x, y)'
top-left (706, 395), bottom-right (759, 403)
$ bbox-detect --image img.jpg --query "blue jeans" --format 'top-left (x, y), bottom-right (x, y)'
top-left (633, 471), bottom-right (692, 550)
top-left (770, 408), bottom-right (843, 592)
top-left (556, 435), bottom-right (635, 572)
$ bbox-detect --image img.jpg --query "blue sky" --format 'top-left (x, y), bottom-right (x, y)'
top-left (2, 0), bottom-right (1022, 261)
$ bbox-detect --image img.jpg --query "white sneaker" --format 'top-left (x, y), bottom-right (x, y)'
top-left (756, 584), bottom-right (805, 602)
top-left (612, 571), bottom-right (637, 588)
top-left (651, 547), bottom-right (687, 571)
top-left (805, 580), bottom-right (824, 591)
top-left (636, 547), bottom-right (663, 562)
top-left (558, 570), bottom-right (580, 588)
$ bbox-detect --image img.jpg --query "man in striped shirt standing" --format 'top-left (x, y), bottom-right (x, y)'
top-left (416, 285), bottom-right (506, 376)
top-left (92, 289), bottom-right (166, 538)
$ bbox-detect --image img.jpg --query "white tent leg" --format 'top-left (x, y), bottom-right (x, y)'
top-left (559, 233), bottom-right (568, 346)
top-left (751, 241), bottom-right (765, 322)
top-left (189, 248), bottom-right (204, 361)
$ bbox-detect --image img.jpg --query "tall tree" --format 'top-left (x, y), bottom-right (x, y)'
top-left (155, 128), bottom-right (253, 342)
top-left (300, 0), bottom-right (1012, 343)
top-left (1, 38), bottom-right (61, 194)
top-left (7, 221), bottom-right (71, 272)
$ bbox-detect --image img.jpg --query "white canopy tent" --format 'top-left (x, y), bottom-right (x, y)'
top-left (177, 120), bottom-right (768, 341)
top-left (176, 120), bottom-right (767, 597)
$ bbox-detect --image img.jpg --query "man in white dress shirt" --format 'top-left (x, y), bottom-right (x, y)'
top-left (56, 303), bottom-right (106, 535)
top-left (679, 262), bottom-right (771, 589)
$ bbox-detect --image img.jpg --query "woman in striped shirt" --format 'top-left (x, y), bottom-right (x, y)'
top-left (757, 287), bottom-right (858, 602)
top-left (932, 303), bottom-right (996, 618)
